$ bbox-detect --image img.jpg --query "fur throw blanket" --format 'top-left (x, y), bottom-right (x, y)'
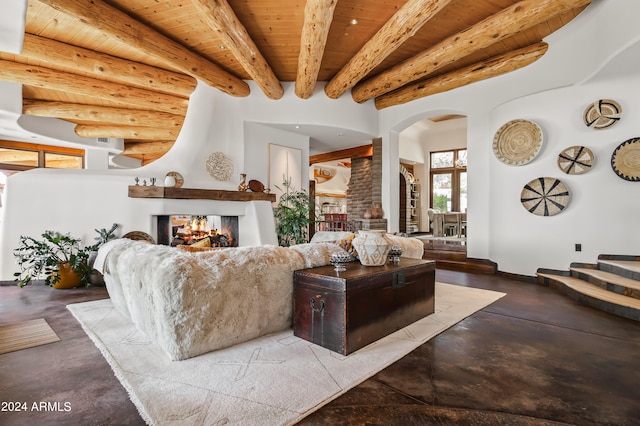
top-left (102, 240), bottom-right (346, 360)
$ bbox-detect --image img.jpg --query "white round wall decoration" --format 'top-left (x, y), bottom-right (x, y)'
top-left (205, 152), bottom-right (234, 181)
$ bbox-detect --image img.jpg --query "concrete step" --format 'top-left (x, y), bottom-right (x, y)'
top-left (571, 267), bottom-right (640, 300)
top-left (537, 272), bottom-right (640, 321)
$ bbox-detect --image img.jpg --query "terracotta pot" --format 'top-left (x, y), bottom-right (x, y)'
top-left (52, 263), bottom-right (82, 289)
top-left (370, 202), bottom-right (384, 219)
top-left (352, 230), bottom-right (391, 266)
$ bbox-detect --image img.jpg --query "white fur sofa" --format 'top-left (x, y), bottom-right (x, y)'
top-left (96, 234), bottom-right (424, 361)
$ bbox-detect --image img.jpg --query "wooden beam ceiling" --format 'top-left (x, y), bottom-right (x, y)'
top-left (0, 0), bottom-right (591, 163)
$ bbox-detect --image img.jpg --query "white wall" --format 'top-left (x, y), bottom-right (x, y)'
top-left (0, 81), bottom-right (379, 279)
top-left (378, 0), bottom-right (640, 275)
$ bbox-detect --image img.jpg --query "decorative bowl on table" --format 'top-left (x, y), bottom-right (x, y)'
top-left (330, 252), bottom-right (352, 272)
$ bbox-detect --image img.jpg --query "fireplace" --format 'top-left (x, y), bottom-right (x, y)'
top-left (156, 215), bottom-right (239, 247)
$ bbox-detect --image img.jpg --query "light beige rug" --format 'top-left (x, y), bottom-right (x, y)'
top-left (0, 318), bottom-right (60, 355)
top-left (68, 283), bottom-right (505, 426)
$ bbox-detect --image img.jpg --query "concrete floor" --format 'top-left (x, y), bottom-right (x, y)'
top-left (1, 269), bottom-right (639, 425)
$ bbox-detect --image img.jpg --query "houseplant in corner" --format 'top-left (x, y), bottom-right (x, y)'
top-left (13, 230), bottom-right (92, 289)
top-left (273, 178), bottom-right (310, 247)
top-left (87, 223), bottom-right (120, 285)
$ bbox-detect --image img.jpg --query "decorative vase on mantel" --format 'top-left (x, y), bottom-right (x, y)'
top-left (352, 230), bottom-right (391, 266)
top-left (238, 173), bottom-right (248, 192)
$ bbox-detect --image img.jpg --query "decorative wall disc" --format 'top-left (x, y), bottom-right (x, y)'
top-left (583, 99), bottom-right (622, 129)
top-left (493, 119), bottom-right (543, 165)
top-left (520, 177), bottom-right (570, 216)
top-left (557, 146), bottom-right (594, 175)
top-left (205, 152), bottom-right (234, 181)
top-left (165, 171), bottom-right (184, 187)
top-left (611, 137), bottom-right (640, 181)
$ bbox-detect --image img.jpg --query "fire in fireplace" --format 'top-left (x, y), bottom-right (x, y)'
top-left (156, 215), bottom-right (239, 247)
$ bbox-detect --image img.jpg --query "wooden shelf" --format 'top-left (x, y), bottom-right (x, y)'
top-left (128, 185), bottom-right (276, 202)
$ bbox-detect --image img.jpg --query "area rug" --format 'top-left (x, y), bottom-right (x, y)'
top-left (0, 318), bottom-right (60, 354)
top-left (68, 283), bottom-right (505, 426)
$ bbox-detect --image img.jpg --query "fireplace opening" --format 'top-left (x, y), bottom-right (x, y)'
top-left (156, 215), bottom-right (239, 247)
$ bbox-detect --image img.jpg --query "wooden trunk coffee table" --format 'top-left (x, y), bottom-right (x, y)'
top-left (293, 258), bottom-right (435, 355)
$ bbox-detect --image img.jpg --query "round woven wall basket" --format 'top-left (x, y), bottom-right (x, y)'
top-left (520, 177), bottom-right (570, 216)
top-left (557, 146), bottom-right (594, 175)
top-left (583, 99), bottom-right (622, 129)
top-left (493, 119), bottom-right (543, 166)
top-left (611, 137), bottom-right (640, 181)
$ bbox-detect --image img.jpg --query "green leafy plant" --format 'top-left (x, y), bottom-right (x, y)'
top-left (273, 178), bottom-right (310, 247)
top-left (88, 223), bottom-right (119, 251)
top-left (13, 230), bottom-right (92, 287)
top-left (433, 194), bottom-right (450, 213)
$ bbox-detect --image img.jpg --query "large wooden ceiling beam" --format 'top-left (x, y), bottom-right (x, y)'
top-left (309, 144), bottom-right (373, 164)
top-left (295, 0), bottom-right (337, 99)
top-left (36, 0), bottom-right (250, 97)
top-left (352, 0), bottom-right (592, 103)
top-left (21, 33), bottom-right (196, 98)
top-left (325, 0), bottom-right (452, 100)
top-left (375, 42), bottom-right (549, 109)
top-left (121, 141), bottom-right (175, 156)
top-left (74, 125), bottom-right (179, 140)
top-left (191, 0), bottom-right (283, 100)
top-left (22, 100), bottom-right (184, 128)
top-left (0, 59), bottom-right (188, 114)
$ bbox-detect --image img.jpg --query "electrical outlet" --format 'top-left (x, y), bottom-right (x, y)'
top-left (575, 243), bottom-right (582, 252)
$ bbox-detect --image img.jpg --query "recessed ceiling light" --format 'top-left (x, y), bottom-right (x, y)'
top-left (350, 19), bottom-right (358, 25)
top-left (219, 45), bottom-right (226, 50)
top-left (338, 132), bottom-right (344, 136)
top-left (295, 125), bottom-right (300, 129)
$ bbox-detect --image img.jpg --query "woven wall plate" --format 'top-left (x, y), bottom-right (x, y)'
top-left (205, 152), bottom-right (234, 181)
top-left (611, 137), bottom-right (640, 181)
top-left (493, 119), bottom-right (543, 165)
top-left (557, 146), bottom-right (594, 175)
top-left (521, 177), bottom-right (570, 216)
top-left (583, 99), bottom-right (622, 129)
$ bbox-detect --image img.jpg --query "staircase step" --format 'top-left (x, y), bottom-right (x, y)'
top-left (598, 259), bottom-right (640, 281)
top-left (571, 267), bottom-right (640, 300)
top-left (537, 272), bottom-right (640, 321)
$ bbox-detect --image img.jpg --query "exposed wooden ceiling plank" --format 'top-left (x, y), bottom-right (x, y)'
top-left (191, 0), bottom-right (283, 99)
top-left (295, 0), bottom-right (337, 99)
top-left (21, 33), bottom-right (196, 98)
top-left (375, 42), bottom-right (549, 109)
top-left (74, 124), bottom-right (179, 140)
top-left (35, 0), bottom-right (250, 97)
top-left (324, 0), bottom-right (452, 100)
top-left (22, 100), bottom-right (184, 128)
top-left (352, 0), bottom-right (592, 103)
top-left (0, 59), bottom-right (188, 114)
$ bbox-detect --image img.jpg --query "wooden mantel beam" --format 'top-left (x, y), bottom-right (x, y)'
top-left (324, 0), bottom-right (452, 100)
top-left (0, 59), bottom-right (188, 114)
top-left (295, 0), bottom-right (337, 99)
top-left (36, 0), bottom-right (250, 97)
top-left (191, 0), bottom-right (283, 100)
top-left (352, 0), bottom-right (592, 103)
top-left (22, 100), bottom-right (184, 128)
top-left (21, 33), bottom-right (196, 98)
top-left (374, 42), bottom-right (549, 109)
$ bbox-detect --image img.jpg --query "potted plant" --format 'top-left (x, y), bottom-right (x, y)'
top-left (273, 178), bottom-right (310, 247)
top-left (87, 223), bottom-right (119, 285)
top-left (13, 230), bottom-right (92, 289)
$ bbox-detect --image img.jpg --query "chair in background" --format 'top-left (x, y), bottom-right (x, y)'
top-left (459, 212), bottom-right (467, 237)
top-left (442, 213), bottom-right (461, 237)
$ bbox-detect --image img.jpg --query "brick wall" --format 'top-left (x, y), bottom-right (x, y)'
top-left (346, 138), bottom-right (386, 229)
